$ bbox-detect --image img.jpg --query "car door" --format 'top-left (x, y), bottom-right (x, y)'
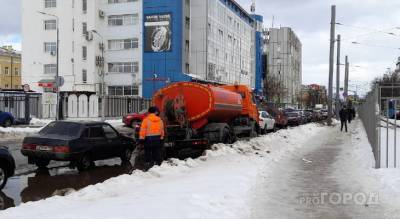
top-left (265, 112), bottom-right (274, 129)
top-left (87, 126), bottom-right (108, 160)
top-left (102, 124), bottom-right (122, 157)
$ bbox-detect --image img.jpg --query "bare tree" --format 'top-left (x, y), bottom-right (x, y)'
top-left (264, 74), bottom-right (287, 103)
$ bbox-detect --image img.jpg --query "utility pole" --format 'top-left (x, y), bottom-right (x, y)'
top-left (335, 34), bottom-right (341, 119)
top-left (327, 5), bottom-right (336, 126)
top-left (344, 55), bottom-right (349, 100)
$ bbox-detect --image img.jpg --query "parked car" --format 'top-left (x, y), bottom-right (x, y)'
top-left (21, 121), bottom-right (136, 171)
top-left (0, 111), bottom-right (15, 128)
top-left (266, 107), bottom-right (288, 129)
top-left (259, 111), bottom-right (276, 134)
top-left (0, 146), bottom-right (15, 190)
top-left (123, 110), bottom-right (148, 128)
top-left (286, 112), bottom-right (301, 126)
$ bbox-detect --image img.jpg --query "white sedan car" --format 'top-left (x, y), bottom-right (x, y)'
top-left (259, 111), bottom-right (276, 134)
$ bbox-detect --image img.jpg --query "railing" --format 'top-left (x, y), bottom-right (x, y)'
top-left (0, 92), bottom-right (42, 123)
top-left (359, 84), bottom-right (400, 168)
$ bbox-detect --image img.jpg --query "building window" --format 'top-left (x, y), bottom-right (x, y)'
top-left (14, 68), bottom-right (19, 76)
top-left (44, 64), bottom-right (57, 74)
top-left (185, 17), bottom-right (190, 29)
top-left (108, 62), bottom-right (139, 73)
top-left (44, 20), bottom-right (57, 30)
top-left (44, 0), bottom-right (56, 8)
top-left (82, 22), bottom-right (87, 35)
top-left (82, 46), bottom-right (87, 60)
top-left (185, 63), bottom-right (190, 73)
top-left (185, 40), bottom-right (189, 53)
top-left (5, 84), bottom-right (9, 89)
top-left (108, 38), bottom-right (138, 50)
top-left (108, 14), bottom-right (138, 26)
top-left (82, 69), bottom-right (87, 83)
top-left (82, 0), bottom-right (87, 13)
top-left (4, 67), bottom-right (9, 75)
top-left (44, 42), bottom-right (57, 53)
top-left (108, 86), bottom-right (139, 96)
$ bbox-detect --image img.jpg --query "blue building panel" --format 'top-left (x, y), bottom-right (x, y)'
top-left (251, 14), bottom-right (264, 94)
top-left (142, 0), bottom-right (190, 98)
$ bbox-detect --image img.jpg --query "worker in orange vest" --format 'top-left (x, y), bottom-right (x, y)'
top-left (139, 106), bottom-right (165, 168)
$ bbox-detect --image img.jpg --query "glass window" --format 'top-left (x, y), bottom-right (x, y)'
top-left (4, 67), bottom-right (9, 75)
top-left (44, 0), bottom-right (56, 8)
top-left (44, 64), bottom-right (57, 74)
top-left (108, 38), bottom-right (138, 50)
top-left (103, 125), bottom-right (118, 139)
top-left (44, 42), bottom-right (57, 53)
top-left (82, 0), bottom-right (87, 13)
top-left (82, 22), bottom-right (87, 35)
top-left (82, 46), bottom-right (87, 60)
top-left (108, 62), bottom-right (139, 73)
top-left (82, 69), bottom-right (87, 83)
top-left (39, 122), bottom-right (83, 137)
top-left (108, 14), bottom-right (138, 26)
top-left (89, 126), bottom-right (105, 138)
top-left (44, 20), bottom-right (57, 30)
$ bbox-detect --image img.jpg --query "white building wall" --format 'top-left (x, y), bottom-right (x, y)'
top-left (189, 0), bottom-right (255, 88)
top-left (22, 0), bottom-right (143, 96)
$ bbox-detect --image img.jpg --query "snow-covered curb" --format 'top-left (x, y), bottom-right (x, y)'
top-left (0, 123), bottom-right (328, 219)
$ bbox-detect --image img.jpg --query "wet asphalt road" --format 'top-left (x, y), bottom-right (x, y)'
top-left (0, 125), bottom-right (138, 211)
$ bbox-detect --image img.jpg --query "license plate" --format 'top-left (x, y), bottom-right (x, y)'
top-left (36, 146), bottom-right (52, 151)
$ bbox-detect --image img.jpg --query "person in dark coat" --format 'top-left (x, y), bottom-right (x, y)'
top-left (347, 107), bottom-right (353, 124)
top-left (339, 106), bottom-right (348, 132)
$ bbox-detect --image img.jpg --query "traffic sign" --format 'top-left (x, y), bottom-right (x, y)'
top-left (23, 84), bottom-right (30, 92)
top-left (56, 76), bottom-right (65, 87)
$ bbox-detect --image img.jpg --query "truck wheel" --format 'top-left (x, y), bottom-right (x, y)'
top-left (77, 154), bottom-right (94, 171)
top-left (2, 119), bottom-right (12, 128)
top-left (222, 128), bottom-right (233, 144)
top-left (250, 123), bottom-right (258, 138)
top-left (35, 159), bottom-right (50, 169)
top-left (0, 165), bottom-right (7, 190)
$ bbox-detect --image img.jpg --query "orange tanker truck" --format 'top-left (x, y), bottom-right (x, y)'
top-left (152, 82), bottom-right (260, 154)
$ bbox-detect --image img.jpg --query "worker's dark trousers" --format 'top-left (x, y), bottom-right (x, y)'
top-left (144, 136), bottom-right (163, 166)
top-left (341, 120), bottom-right (348, 132)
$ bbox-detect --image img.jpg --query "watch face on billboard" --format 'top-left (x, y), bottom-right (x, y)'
top-left (145, 14), bottom-right (172, 52)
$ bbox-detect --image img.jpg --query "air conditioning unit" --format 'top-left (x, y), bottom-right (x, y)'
top-left (50, 51), bottom-right (56, 56)
top-left (86, 32), bottom-right (94, 41)
top-left (99, 10), bottom-right (105, 18)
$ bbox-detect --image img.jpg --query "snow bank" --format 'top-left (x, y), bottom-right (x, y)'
top-left (0, 123), bottom-right (327, 219)
top-left (333, 120), bottom-right (400, 215)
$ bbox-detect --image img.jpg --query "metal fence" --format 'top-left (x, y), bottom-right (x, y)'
top-left (102, 96), bottom-right (152, 118)
top-left (0, 92), bottom-right (42, 122)
top-left (359, 84), bottom-right (400, 168)
top-left (358, 85), bottom-right (380, 168)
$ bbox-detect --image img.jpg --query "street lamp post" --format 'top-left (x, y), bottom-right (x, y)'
top-left (90, 30), bottom-right (106, 121)
top-left (38, 11), bottom-right (60, 121)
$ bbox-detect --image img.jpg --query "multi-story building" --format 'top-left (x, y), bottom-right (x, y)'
top-left (264, 27), bottom-right (302, 107)
top-left (22, 0), bottom-right (262, 99)
top-left (22, 0), bottom-right (142, 96)
top-left (0, 46), bottom-right (22, 90)
top-left (143, 0), bottom-right (262, 98)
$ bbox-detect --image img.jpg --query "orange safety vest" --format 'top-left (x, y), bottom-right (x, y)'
top-left (139, 113), bottom-right (165, 140)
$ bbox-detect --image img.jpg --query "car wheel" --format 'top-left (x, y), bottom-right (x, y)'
top-left (2, 119), bottom-right (12, 128)
top-left (222, 127), bottom-right (233, 144)
top-left (0, 166), bottom-right (8, 190)
top-left (262, 125), bottom-right (268, 134)
top-left (273, 125), bottom-right (277, 132)
top-left (120, 148), bottom-right (133, 163)
top-left (77, 154), bottom-right (94, 172)
top-left (35, 159), bottom-right (50, 169)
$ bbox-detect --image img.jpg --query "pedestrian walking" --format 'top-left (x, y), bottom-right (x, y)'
top-left (347, 107), bottom-right (353, 124)
top-left (139, 106), bottom-right (165, 169)
top-left (339, 106), bottom-right (348, 132)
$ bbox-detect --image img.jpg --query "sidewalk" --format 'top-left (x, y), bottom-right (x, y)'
top-left (250, 120), bottom-right (397, 218)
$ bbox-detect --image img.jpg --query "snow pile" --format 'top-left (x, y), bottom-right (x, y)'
top-left (29, 118), bottom-right (53, 126)
top-left (0, 123), bottom-right (327, 219)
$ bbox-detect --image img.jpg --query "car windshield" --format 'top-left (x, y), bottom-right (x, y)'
top-left (39, 122), bottom-right (83, 137)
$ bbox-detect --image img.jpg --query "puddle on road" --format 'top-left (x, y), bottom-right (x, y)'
top-left (0, 162), bottom-right (137, 211)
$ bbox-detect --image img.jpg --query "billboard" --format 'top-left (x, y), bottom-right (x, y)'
top-left (144, 13), bottom-right (172, 52)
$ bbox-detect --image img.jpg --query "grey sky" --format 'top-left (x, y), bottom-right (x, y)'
top-left (1, 0), bottom-right (399, 94)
